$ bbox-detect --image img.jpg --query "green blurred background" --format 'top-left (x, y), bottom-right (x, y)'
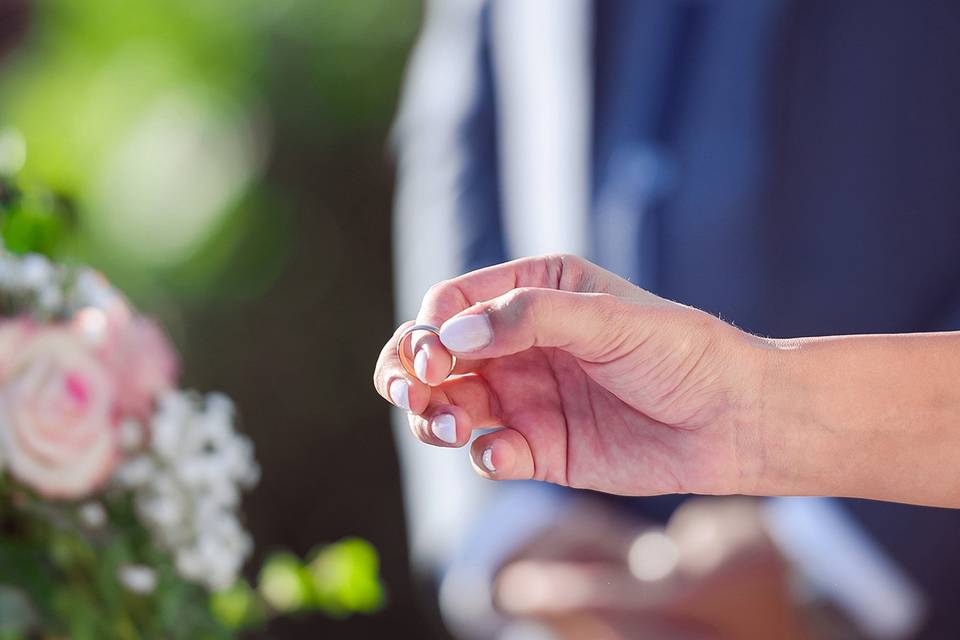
top-left (0, 0), bottom-right (438, 636)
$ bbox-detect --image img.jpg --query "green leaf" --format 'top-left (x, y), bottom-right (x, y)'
top-left (257, 553), bottom-right (312, 613)
top-left (306, 538), bottom-right (384, 616)
top-left (209, 580), bottom-right (261, 630)
top-left (1, 199), bottom-right (64, 256)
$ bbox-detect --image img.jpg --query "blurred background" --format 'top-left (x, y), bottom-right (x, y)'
top-left (6, 1), bottom-right (960, 639)
top-left (0, 0), bottom-right (437, 637)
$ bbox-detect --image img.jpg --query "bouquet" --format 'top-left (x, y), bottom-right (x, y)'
top-left (0, 248), bottom-right (383, 639)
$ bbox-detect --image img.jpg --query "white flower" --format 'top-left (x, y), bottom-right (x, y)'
top-left (117, 564), bottom-right (158, 594)
top-left (18, 254), bottom-right (55, 290)
top-left (36, 286), bottom-right (63, 314)
top-left (175, 512), bottom-right (253, 591)
top-left (118, 419), bottom-right (145, 452)
top-left (113, 455), bottom-right (155, 489)
top-left (78, 501), bottom-right (107, 529)
top-left (123, 390), bottom-right (259, 591)
top-left (68, 269), bottom-right (127, 315)
top-left (0, 252), bottom-right (67, 316)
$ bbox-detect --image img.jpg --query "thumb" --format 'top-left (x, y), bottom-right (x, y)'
top-left (438, 287), bottom-right (637, 362)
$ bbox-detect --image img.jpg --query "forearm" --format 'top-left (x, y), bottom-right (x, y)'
top-left (751, 332), bottom-right (960, 507)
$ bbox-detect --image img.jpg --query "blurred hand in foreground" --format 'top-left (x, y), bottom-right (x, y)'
top-left (491, 497), bottom-right (805, 640)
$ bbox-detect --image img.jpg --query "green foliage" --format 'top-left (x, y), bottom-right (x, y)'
top-left (210, 539), bottom-right (386, 630)
top-left (0, 486), bottom-right (231, 640)
top-left (308, 537), bottom-right (385, 616)
top-left (0, 0), bottom-right (420, 303)
top-left (1, 202), bottom-right (62, 256)
top-left (258, 552), bottom-right (312, 613)
top-left (0, 0), bottom-right (405, 632)
top-left (0, 179), bottom-right (69, 257)
top-left (0, 479), bottom-right (384, 637)
top-left (209, 581), bottom-right (262, 630)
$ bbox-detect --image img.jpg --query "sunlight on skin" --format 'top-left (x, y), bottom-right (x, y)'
top-left (376, 254), bottom-right (960, 508)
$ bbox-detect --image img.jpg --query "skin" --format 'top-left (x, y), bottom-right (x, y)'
top-left (373, 254), bottom-right (960, 508)
top-left (491, 498), bottom-right (806, 640)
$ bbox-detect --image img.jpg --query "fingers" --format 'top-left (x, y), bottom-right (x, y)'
top-left (405, 331), bottom-right (457, 386)
top-left (439, 287), bottom-right (637, 363)
top-left (418, 255), bottom-right (577, 330)
top-left (410, 255), bottom-right (639, 382)
top-left (406, 402), bottom-right (475, 448)
top-left (471, 427), bottom-right (535, 480)
top-left (390, 253), bottom-right (643, 384)
top-left (405, 374), bottom-right (501, 447)
top-left (418, 254), bottom-right (635, 329)
top-left (373, 321), bottom-right (432, 414)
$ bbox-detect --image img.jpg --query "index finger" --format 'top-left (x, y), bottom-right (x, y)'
top-left (417, 253), bottom-right (643, 328)
top-left (410, 255), bottom-right (580, 384)
top-left (410, 255), bottom-right (639, 378)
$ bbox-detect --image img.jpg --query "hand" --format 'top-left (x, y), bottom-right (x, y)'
top-left (492, 498), bottom-right (804, 640)
top-left (374, 254), bottom-right (766, 496)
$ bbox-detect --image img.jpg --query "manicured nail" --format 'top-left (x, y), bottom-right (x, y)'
top-left (431, 414), bottom-right (457, 444)
top-left (481, 447), bottom-right (496, 472)
top-left (414, 347), bottom-right (429, 382)
top-left (389, 378), bottom-right (410, 410)
top-left (440, 314), bottom-right (492, 352)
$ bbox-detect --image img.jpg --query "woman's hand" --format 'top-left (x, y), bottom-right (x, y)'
top-left (374, 254), bottom-right (766, 497)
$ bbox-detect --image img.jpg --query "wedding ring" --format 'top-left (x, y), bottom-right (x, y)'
top-left (397, 323), bottom-right (457, 381)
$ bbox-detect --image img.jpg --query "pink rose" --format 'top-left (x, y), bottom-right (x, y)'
top-left (0, 319), bottom-right (32, 379)
top-left (73, 309), bottom-right (179, 421)
top-left (109, 316), bottom-right (178, 420)
top-left (0, 322), bottom-right (119, 498)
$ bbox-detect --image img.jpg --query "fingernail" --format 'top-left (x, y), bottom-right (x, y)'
top-left (389, 378), bottom-right (410, 410)
top-left (481, 447), bottom-right (496, 472)
top-left (440, 314), bottom-right (492, 352)
top-left (431, 414), bottom-right (457, 444)
top-left (414, 347), bottom-right (429, 382)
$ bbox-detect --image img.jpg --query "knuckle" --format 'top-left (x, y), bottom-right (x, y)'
top-left (543, 253), bottom-right (595, 292)
top-left (422, 280), bottom-right (452, 306)
top-left (539, 253), bottom-right (578, 288)
top-left (421, 280), bottom-right (471, 319)
top-left (499, 287), bottom-right (542, 323)
top-left (556, 252), bottom-right (587, 271)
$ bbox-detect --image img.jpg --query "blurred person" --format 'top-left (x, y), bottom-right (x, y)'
top-left (389, 0), bottom-right (960, 638)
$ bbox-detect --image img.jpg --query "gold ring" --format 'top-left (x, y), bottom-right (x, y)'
top-left (397, 323), bottom-right (456, 381)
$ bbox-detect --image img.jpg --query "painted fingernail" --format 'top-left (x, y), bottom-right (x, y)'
top-left (389, 378), bottom-right (410, 410)
top-left (431, 414), bottom-right (457, 444)
top-left (481, 447), bottom-right (496, 472)
top-left (440, 314), bottom-right (492, 352)
top-left (414, 347), bottom-right (429, 382)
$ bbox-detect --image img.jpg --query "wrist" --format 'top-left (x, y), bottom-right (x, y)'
top-left (742, 335), bottom-right (891, 500)
top-left (733, 330), bottom-right (960, 505)
top-left (734, 335), bottom-right (824, 497)
top-left (713, 329), bottom-right (788, 497)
